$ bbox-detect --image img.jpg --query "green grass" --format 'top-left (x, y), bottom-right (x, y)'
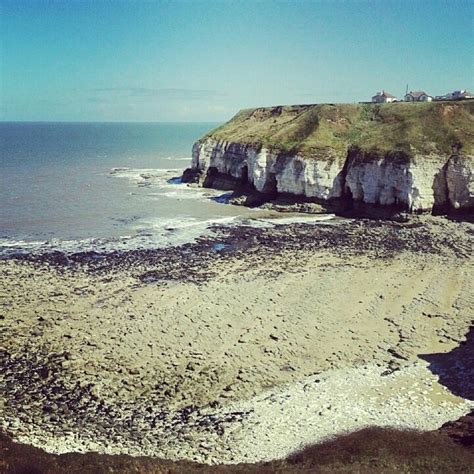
top-left (203, 101), bottom-right (474, 162)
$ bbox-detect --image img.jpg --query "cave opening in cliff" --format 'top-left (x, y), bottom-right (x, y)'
top-left (343, 185), bottom-right (354, 209)
top-left (240, 164), bottom-right (249, 184)
top-left (263, 172), bottom-right (278, 197)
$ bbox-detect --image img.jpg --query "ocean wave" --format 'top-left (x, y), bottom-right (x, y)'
top-left (249, 214), bottom-right (336, 226)
top-left (2, 166), bottom-right (336, 257)
top-left (109, 167), bottom-right (225, 201)
top-left (0, 238), bottom-right (49, 249)
top-left (164, 156), bottom-right (192, 161)
top-left (109, 167), bottom-right (181, 183)
top-left (0, 216), bottom-right (238, 258)
top-left (0, 214), bottom-right (336, 257)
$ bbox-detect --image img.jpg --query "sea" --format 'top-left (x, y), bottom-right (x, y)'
top-left (0, 122), bottom-right (239, 256)
top-left (0, 122), bottom-right (333, 257)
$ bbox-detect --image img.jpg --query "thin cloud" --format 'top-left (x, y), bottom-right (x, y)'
top-left (207, 104), bottom-right (227, 112)
top-left (89, 87), bottom-right (225, 100)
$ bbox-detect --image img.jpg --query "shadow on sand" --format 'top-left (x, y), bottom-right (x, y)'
top-left (419, 325), bottom-right (474, 401)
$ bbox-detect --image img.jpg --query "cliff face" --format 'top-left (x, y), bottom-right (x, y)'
top-left (186, 103), bottom-right (474, 213)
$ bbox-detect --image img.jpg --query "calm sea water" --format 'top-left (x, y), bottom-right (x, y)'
top-left (0, 122), bottom-right (258, 256)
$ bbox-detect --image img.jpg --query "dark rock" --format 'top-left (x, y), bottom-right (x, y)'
top-left (202, 167), bottom-right (241, 191)
top-left (181, 168), bottom-right (203, 184)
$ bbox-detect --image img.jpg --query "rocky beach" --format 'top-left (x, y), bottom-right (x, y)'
top-left (2, 215), bottom-right (473, 467)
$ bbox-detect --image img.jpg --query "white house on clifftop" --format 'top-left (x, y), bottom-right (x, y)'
top-left (372, 91), bottom-right (397, 103)
top-left (404, 91), bottom-right (433, 102)
top-left (448, 90), bottom-right (473, 100)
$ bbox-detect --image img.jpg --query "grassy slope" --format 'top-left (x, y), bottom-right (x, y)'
top-left (203, 101), bottom-right (474, 162)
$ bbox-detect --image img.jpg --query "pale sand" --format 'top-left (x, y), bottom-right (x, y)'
top-left (1, 217), bottom-right (473, 463)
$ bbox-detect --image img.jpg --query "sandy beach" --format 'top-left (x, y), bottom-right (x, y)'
top-left (1, 216), bottom-right (473, 464)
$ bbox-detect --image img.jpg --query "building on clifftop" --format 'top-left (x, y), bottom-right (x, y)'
top-left (404, 91), bottom-right (433, 102)
top-left (447, 90), bottom-right (473, 100)
top-left (371, 91), bottom-right (397, 103)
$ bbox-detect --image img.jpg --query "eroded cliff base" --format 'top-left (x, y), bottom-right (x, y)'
top-left (183, 164), bottom-right (473, 222)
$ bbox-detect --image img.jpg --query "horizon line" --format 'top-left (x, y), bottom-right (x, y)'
top-left (0, 120), bottom-right (223, 124)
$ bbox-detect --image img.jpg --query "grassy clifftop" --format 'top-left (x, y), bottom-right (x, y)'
top-left (203, 101), bottom-right (474, 160)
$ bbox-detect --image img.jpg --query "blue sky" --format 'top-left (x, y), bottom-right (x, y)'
top-left (1, 0), bottom-right (473, 122)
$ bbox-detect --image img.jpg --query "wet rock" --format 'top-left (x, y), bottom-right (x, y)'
top-left (181, 168), bottom-right (204, 184)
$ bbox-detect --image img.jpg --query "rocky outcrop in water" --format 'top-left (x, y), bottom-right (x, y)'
top-left (184, 103), bottom-right (474, 214)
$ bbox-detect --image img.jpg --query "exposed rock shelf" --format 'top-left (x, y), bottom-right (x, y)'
top-left (184, 102), bottom-right (474, 213)
top-left (2, 217), bottom-right (473, 464)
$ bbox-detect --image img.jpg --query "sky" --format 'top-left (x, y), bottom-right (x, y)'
top-left (1, 0), bottom-right (473, 122)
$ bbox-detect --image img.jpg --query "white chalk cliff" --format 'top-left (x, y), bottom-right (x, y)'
top-left (186, 103), bottom-right (474, 213)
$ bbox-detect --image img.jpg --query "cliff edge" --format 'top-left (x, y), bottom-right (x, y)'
top-left (184, 102), bottom-right (474, 214)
